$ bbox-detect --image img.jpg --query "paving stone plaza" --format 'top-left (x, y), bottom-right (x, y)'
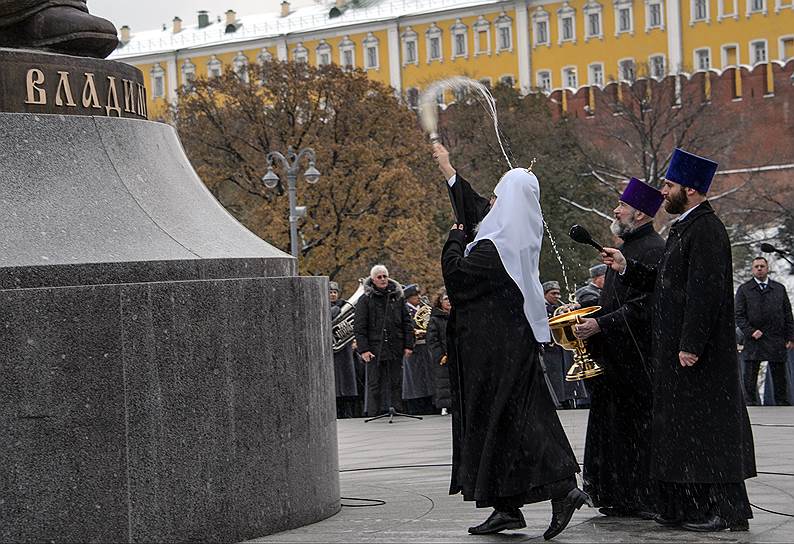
top-left (253, 408), bottom-right (794, 543)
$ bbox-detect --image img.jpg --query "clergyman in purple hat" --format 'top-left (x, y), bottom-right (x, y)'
top-left (600, 150), bottom-right (757, 532)
top-left (573, 177), bottom-right (665, 519)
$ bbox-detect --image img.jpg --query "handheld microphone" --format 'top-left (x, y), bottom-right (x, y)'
top-left (568, 224), bottom-right (605, 253)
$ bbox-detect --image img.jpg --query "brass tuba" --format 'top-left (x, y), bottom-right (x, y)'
top-left (331, 280), bottom-right (365, 352)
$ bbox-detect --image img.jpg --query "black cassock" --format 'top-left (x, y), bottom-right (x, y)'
top-left (583, 222), bottom-right (664, 512)
top-left (622, 201), bottom-right (756, 522)
top-left (442, 175), bottom-right (579, 507)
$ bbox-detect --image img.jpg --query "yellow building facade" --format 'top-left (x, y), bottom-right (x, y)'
top-left (108, 0), bottom-right (794, 118)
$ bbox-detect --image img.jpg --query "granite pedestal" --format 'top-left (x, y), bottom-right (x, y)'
top-left (0, 108), bottom-right (340, 541)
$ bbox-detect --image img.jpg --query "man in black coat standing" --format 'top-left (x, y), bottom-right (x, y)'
top-left (574, 178), bottom-right (665, 518)
top-left (735, 256), bottom-right (794, 405)
top-left (354, 265), bottom-right (414, 416)
top-left (601, 149), bottom-right (756, 532)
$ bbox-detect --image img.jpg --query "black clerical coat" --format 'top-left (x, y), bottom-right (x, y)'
top-left (623, 202), bottom-right (756, 484)
top-left (583, 222), bottom-right (664, 509)
top-left (442, 174), bottom-right (579, 504)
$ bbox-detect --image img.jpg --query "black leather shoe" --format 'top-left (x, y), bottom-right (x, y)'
top-left (468, 508), bottom-right (526, 535)
top-left (544, 488), bottom-right (589, 540)
top-left (681, 514), bottom-right (749, 532)
top-left (654, 514), bottom-right (682, 527)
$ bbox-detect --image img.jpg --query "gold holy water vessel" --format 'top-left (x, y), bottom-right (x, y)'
top-left (548, 306), bottom-right (604, 381)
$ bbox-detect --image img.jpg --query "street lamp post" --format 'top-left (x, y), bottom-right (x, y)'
top-left (262, 147), bottom-right (321, 259)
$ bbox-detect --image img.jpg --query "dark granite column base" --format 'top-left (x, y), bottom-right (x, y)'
top-left (0, 275), bottom-right (340, 543)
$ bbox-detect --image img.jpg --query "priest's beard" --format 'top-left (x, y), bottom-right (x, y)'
top-left (664, 188), bottom-right (689, 215)
top-left (610, 215), bottom-right (638, 238)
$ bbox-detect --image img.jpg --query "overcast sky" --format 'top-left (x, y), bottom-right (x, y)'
top-left (90, 0), bottom-right (318, 31)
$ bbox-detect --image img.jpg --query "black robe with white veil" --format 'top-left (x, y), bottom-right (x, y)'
top-left (442, 174), bottom-right (579, 506)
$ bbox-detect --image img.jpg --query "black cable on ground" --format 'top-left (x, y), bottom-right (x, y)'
top-left (341, 497), bottom-right (386, 507)
top-left (750, 503), bottom-right (794, 517)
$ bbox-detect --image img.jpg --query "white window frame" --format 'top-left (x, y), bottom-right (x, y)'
top-left (426, 23), bottom-right (443, 63)
top-left (291, 43), bottom-right (308, 63)
top-left (614, 0), bottom-right (635, 35)
top-left (451, 18), bottom-right (469, 59)
top-left (256, 48), bottom-right (272, 65)
top-left (717, 0), bottom-right (739, 19)
top-left (232, 51), bottom-right (249, 82)
top-left (536, 70), bottom-right (552, 93)
top-left (720, 43), bottom-right (740, 66)
top-left (362, 32), bottom-right (380, 70)
top-left (779, 35), bottom-right (794, 61)
top-left (339, 36), bottom-right (356, 70)
top-left (150, 64), bottom-right (165, 98)
top-left (694, 47), bottom-right (711, 70)
top-left (618, 57), bottom-right (636, 82)
top-left (649, 53), bottom-right (666, 78)
top-left (473, 16), bottom-right (491, 55)
top-left (499, 74), bottom-right (516, 87)
top-left (495, 12), bottom-right (513, 53)
top-left (406, 87), bottom-right (419, 109)
top-left (207, 55), bottom-right (222, 78)
top-left (401, 27), bottom-right (418, 66)
top-left (775, 0), bottom-right (793, 11)
top-left (316, 40), bottom-right (332, 66)
top-left (557, 3), bottom-right (577, 44)
top-left (584, 1), bottom-right (604, 40)
top-left (588, 62), bottom-right (605, 86)
top-left (750, 39), bottom-right (768, 64)
top-left (562, 66), bottom-right (579, 88)
top-left (181, 58), bottom-right (196, 85)
top-left (690, 0), bottom-right (710, 24)
top-left (746, 0), bottom-right (767, 15)
top-left (645, 0), bottom-right (665, 30)
top-left (532, 8), bottom-right (551, 47)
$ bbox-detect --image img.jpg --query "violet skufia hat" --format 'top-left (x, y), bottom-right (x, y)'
top-left (620, 177), bottom-right (664, 217)
top-left (664, 148), bottom-right (718, 194)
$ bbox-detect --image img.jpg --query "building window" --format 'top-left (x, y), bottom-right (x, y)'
top-left (292, 43), bottom-right (308, 63)
top-left (748, 0), bottom-right (766, 12)
top-left (181, 59), bottom-right (196, 85)
top-left (401, 27), bottom-right (418, 65)
top-left (495, 12), bottom-right (513, 52)
top-left (751, 40), bottom-right (767, 63)
top-left (781, 37), bottom-right (794, 61)
top-left (694, 48), bottom-right (711, 70)
top-left (363, 33), bottom-right (379, 69)
top-left (532, 8), bottom-right (550, 46)
top-left (256, 48), bottom-right (272, 65)
top-left (316, 40), bottom-right (332, 66)
top-left (615, 1), bottom-right (634, 34)
top-left (426, 23), bottom-right (443, 62)
top-left (479, 77), bottom-right (492, 88)
top-left (649, 54), bottom-right (666, 78)
top-left (451, 18), bottom-right (468, 58)
top-left (563, 67), bottom-right (578, 88)
top-left (500, 75), bottom-right (515, 87)
top-left (537, 70), bottom-right (552, 93)
top-left (473, 16), bottom-right (491, 55)
top-left (721, 44), bottom-right (739, 66)
top-left (339, 36), bottom-right (355, 70)
top-left (406, 88), bottom-right (419, 109)
top-left (436, 89), bottom-right (445, 106)
top-left (584, 0), bottom-right (603, 39)
top-left (589, 63), bottom-right (604, 86)
top-left (207, 55), bottom-right (222, 78)
top-left (646, 0), bottom-right (664, 29)
top-left (151, 64), bottom-right (165, 98)
top-left (558, 3), bottom-right (576, 43)
top-left (619, 58), bottom-right (636, 81)
top-left (692, 0), bottom-right (709, 21)
top-left (233, 52), bottom-right (249, 82)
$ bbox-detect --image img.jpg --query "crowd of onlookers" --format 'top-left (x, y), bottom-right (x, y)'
top-left (329, 256), bottom-right (794, 419)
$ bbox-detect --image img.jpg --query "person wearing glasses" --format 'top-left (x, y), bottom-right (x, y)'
top-left (353, 265), bottom-right (415, 416)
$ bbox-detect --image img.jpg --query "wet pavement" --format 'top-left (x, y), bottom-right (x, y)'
top-left (250, 407), bottom-right (794, 543)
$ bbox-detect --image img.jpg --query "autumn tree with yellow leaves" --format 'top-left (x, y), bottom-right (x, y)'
top-left (172, 61), bottom-right (450, 295)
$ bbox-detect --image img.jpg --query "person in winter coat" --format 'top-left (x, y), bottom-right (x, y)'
top-left (426, 288), bottom-right (452, 414)
top-left (601, 148), bottom-right (756, 533)
top-left (735, 256), bottom-right (794, 406)
top-left (353, 265), bottom-right (414, 416)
